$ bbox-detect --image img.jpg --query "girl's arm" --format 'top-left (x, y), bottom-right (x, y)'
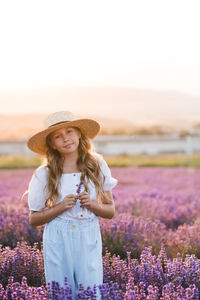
top-left (90, 190), bottom-right (115, 219)
top-left (29, 194), bottom-right (76, 227)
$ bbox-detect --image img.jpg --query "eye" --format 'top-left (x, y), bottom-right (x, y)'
top-left (55, 135), bottom-right (60, 138)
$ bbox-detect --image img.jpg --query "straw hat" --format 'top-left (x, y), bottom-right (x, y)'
top-left (27, 111), bottom-right (101, 155)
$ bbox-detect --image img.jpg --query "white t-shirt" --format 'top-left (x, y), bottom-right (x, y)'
top-left (27, 158), bottom-right (118, 220)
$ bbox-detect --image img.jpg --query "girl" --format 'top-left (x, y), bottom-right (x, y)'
top-left (26, 111), bottom-right (118, 299)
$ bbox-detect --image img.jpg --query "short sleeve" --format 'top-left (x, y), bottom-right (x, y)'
top-left (100, 159), bottom-right (118, 191)
top-left (27, 166), bottom-right (48, 211)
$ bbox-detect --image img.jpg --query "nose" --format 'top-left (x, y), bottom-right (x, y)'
top-left (63, 135), bottom-right (69, 142)
top-left (63, 133), bottom-right (70, 142)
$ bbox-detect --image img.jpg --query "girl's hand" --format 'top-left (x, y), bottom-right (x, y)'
top-left (61, 194), bottom-right (77, 211)
top-left (78, 192), bottom-right (93, 210)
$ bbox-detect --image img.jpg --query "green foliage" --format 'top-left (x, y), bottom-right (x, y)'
top-left (0, 155), bottom-right (43, 169)
top-left (0, 153), bottom-right (200, 168)
top-left (105, 153), bottom-right (200, 167)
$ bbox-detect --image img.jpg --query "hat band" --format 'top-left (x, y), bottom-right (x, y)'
top-left (48, 121), bottom-right (70, 128)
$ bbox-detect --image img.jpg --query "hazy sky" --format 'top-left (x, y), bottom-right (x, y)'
top-left (0, 0), bottom-right (200, 97)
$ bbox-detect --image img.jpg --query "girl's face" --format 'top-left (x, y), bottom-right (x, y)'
top-left (49, 127), bottom-right (81, 155)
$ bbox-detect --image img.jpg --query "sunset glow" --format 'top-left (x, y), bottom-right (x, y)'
top-left (0, 0), bottom-right (199, 95)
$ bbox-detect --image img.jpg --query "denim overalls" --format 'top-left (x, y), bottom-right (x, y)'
top-left (43, 215), bottom-right (103, 299)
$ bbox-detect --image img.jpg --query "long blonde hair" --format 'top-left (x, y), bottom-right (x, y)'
top-left (43, 126), bottom-right (106, 208)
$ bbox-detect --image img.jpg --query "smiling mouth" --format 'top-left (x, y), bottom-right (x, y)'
top-left (64, 143), bottom-right (73, 148)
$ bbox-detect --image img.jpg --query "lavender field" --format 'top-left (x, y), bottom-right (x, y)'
top-left (0, 167), bottom-right (200, 299)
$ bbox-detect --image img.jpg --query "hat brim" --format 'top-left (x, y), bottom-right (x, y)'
top-left (27, 119), bottom-right (100, 155)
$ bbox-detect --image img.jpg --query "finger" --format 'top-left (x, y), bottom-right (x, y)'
top-left (80, 199), bottom-right (86, 204)
top-left (67, 198), bottom-right (76, 202)
top-left (80, 196), bottom-right (89, 201)
top-left (65, 195), bottom-right (76, 200)
top-left (80, 200), bottom-right (90, 206)
top-left (81, 203), bottom-right (89, 208)
top-left (79, 193), bottom-right (89, 198)
top-left (65, 199), bottom-right (76, 206)
top-left (67, 195), bottom-right (77, 200)
top-left (78, 192), bottom-right (88, 196)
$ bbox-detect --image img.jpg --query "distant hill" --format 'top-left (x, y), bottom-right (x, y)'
top-left (0, 113), bottom-right (199, 142)
top-left (0, 86), bottom-right (200, 141)
top-left (0, 114), bottom-right (138, 141)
